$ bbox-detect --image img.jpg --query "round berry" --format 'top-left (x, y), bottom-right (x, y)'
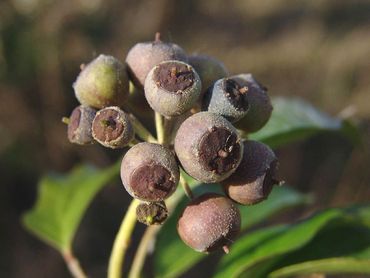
top-left (232, 74), bottom-right (272, 133)
top-left (120, 142), bottom-right (179, 202)
top-left (202, 77), bottom-right (250, 122)
top-left (126, 33), bottom-right (187, 89)
top-left (222, 140), bottom-right (280, 205)
top-left (92, 106), bottom-right (134, 149)
top-left (177, 193), bottom-right (241, 253)
top-left (73, 54), bottom-right (129, 109)
top-left (144, 60), bottom-right (201, 117)
top-left (66, 105), bottom-right (96, 145)
top-left (188, 54), bottom-right (228, 93)
top-left (136, 201), bottom-right (168, 225)
top-left (174, 112), bottom-right (243, 183)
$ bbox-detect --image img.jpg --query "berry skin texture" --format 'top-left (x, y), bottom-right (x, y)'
top-left (222, 140), bottom-right (280, 205)
top-left (126, 35), bottom-right (188, 89)
top-left (73, 54), bottom-right (129, 109)
top-left (232, 74), bottom-right (273, 133)
top-left (67, 105), bottom-right (96, 145)
top-left (174, 112), bottom-right (243, 183)
top-left (92, 106), bottom-right (134, 149)
top-left (177, 193), bottom-right (241, 253)
top-left (144, 60), bottom-right (201, 117)
top-left (202, 77), bottom-right (250, 123)
top-left (136, 201), bottom-right (168, 226)
top-left (120, 142), bottom-right (179, 202)
top-left (188, 54), bottom-right (228, 94)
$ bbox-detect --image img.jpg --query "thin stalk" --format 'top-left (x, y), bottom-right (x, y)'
top-left (108, 199), bottom-right (140, 278)
top-left (129, 114), bottom-right (157, 143)
top-left (128, 225), bottom-right (160, 278)
top-left (63, 250), bottom-right (87, 278)
top-left (179, 173), bottom-right (194, 200)
top-left (155, 112), bottom-right (164, 144)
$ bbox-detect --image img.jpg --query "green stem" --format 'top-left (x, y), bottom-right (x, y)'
top-left (180, 173), bottom-right (194, 200)
top-left (155, 112), bottom-right (165, 144)
top-left (129, 114), bottom-right (157, 143)
top-left (128, 225), bottom-right (160, 278)
top-left (108, 199), bottom-right (140, 278)
top-left (63, 250), bottom-right (87, 278)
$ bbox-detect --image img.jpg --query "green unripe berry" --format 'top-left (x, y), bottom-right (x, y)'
top-left (73, 54), bottom-right (129, 109)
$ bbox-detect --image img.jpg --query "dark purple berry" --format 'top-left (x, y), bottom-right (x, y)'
top-left (120, 142), bottom-right (179, 202)
top-left (126, 33), bottom-right (188, 89)
top-left (92, 106), bottom-right (134, 149)
top-left (66, 105), bottom-right (96, 145)
top-left (73, 55), bottom-right (129, 109)
top-left (188, 54), bottom-right (228, 94)
top-left (174, 112), bottom-right (243, 183)
top-left (222, 140), bottom-right (280, 205)
top-left (136, 201), bottom-right (168, 225)
top-left (232, 74), bottom-right (272, 133)
top-left (177, 193), bottom-right (241, 253)
top-left (202, 77), bottom-right (250, 122)
top-left (144, 60), bottom-right (201, 117)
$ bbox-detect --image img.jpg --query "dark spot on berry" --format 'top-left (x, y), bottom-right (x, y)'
top-left (93, 109), bottom-right (124, 142)
top-left (224, 79), bottom-right (249, 111)
top-left (198, 127), bottom-right (241, 175)
top-left (154, 62), bottom-right (194, 92)
top-left (130, 163), bottom-right (175, 201)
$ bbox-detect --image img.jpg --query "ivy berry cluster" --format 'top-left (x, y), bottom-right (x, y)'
top-left (64, 33), bottom-right (281, 253)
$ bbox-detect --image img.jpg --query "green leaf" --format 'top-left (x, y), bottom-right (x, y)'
top-left (154, 186), bottom-right (309, 278)
top-left (249, 97), bottom-right (358, 148)
top-left (215, 204), bottom-right (370, 278)
top-left (269, 258), bottom-right (370, 278)
top-left (22, 161), bottom-right (120, 252)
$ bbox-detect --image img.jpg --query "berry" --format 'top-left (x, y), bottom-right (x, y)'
top-left (136, 201), bottom-right (168, 225)
top-left (126, 33), bottom-right (187, 89)
top-left (177, 193), bottom-right (241, 253)
top-left (66, 105), bottom-right (96, 145)
top-left (174, 112), bottom-right (243, 183)
top-left (232, 74), bottom-right (273, 133)
top-left (120, 142), bottom-right (179, 202)
top-left (202, 77), bottom-right (250, 123)
top-left (222, 140), bottom-right (280, 205)
top-left (92, 106), bottom-right (134, 149)
top-left (188, 54), bottom-right (228, 93)
top-left (144, 60), bottom-right (201, 117)
top-left (73, 54), bottom-right (129, 109)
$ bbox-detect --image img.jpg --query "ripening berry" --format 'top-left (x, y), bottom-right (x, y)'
top-left (92, 106), bottom-right (134, 149)
top-left (177, 193), bottom-right (241, 253)
top-left (66, 105), bottom-right (96, 145)
top-left (126, 33), bottom-right (187, 89)
top-left (144, 60), bottom-right (201, 117)
top-left (222, 140), bottom-right (280, 205)
top-left (174, 112), bottom-right (243, 183)
top-left (120, 142), bottom-right (179, 202)
top-left (136, 201), bottom-right (168, 225)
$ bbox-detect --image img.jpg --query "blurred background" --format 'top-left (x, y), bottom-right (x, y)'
top-left (0, 0), bottom-right (369, 277)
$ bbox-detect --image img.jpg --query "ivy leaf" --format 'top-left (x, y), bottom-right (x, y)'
top-left (249, 97), bottom-right (359, 147)
top-left (22, 161), bottom-right (120, 252)
top-left (154, 186), bottom-right (309, 278)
